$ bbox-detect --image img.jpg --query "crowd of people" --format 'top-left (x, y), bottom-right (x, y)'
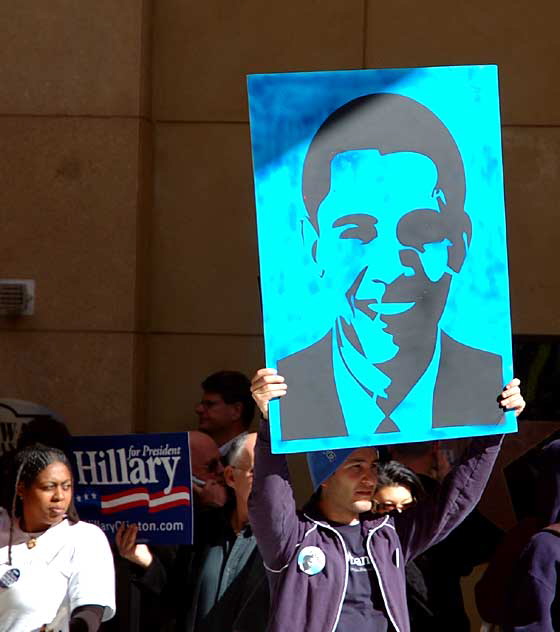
top-left (2, 367), bottom-right (559, 632)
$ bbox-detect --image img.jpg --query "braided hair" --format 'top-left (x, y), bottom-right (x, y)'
top-left (7, 443), bottom-right (79, 564)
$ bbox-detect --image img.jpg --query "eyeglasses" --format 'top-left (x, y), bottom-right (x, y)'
top-left (197, 398), bottom-right (223, 409)
top-left (373, 499), bottom-right (416, 513)
top-left (232, 466), bottom-right (254, 476)
top-left (204, 458), bottom-right (223, 474)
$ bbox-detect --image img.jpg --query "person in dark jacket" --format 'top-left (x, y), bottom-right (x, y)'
top-left (113, 432), bottom-right (268, 632)
top-left (176, 432), bottom-right (269, 632)
top-left (373, 461), bottom-right (439, 630)
top-left (387, 442), bottom-right (504, 631)
top-left (249, 368), bottom-right (524, 632)
top-left (501, 439), bottom-right (560, 631)
top-left (105, 431), bottom-right (227, 632)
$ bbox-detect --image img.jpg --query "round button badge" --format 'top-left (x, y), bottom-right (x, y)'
top-left (0, 566), bottom-right (20, 589)
top-left (297, 546), bottom-right (326, 576)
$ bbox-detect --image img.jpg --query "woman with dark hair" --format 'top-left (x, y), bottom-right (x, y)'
top-left (373, 460), bottom-right (437, 629)
top-left (0, 444), bottom-right (115, 631)
top-left (373, 460), bottom-right (425, 514)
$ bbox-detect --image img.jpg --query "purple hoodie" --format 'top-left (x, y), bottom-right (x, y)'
top-left (249, 420), bottom-right (503, 632)
top-left (503, 439), bottom-right (560, 632)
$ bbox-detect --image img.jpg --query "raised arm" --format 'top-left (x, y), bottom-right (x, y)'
top-left (396, 378), bottom-right (525, 561)
top-left (248, 369), bottom-right (301, 569)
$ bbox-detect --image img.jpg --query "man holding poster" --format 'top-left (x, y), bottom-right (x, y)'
top-left (249, 369), bottom-right (525, 632)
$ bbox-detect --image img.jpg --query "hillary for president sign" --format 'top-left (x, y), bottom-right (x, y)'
top-left (70, 433), bottom-right (193, 545)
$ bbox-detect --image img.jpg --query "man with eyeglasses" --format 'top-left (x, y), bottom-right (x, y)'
top-left (196, 371), bottom-right (255, 458)
top-left (114, 433), bottom-right (268, 632)
top-left (177, 432), bottom-right (269, 631)
top-left (111, 431), bottom-right (227, 632)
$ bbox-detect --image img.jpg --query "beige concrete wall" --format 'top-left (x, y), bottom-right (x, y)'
top-left (0, 2), bottom-right (150, 117)
top-left (152, 1), bottom-right (365, 122)
top-left (0, 1), bottom-right (152, 435)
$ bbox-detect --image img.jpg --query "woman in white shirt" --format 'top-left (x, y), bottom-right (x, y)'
top-left (0, 444), bottom-right (115, 632)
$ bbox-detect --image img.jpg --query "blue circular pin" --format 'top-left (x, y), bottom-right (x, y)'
top-left (0, 566), bottom-right (20, 589)
top-left (298, 546), bottom-right (326, 575)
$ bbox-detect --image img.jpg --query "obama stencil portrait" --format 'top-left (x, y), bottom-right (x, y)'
top-left (248, 66), bottom-right (515, 453)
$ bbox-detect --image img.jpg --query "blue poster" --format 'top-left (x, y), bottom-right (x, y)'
top-left (248, 65), bottom-right (516, 454)
top-left (70, 433), bottom-right (193, 545)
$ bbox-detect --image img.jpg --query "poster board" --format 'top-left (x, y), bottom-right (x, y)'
top-left (70, 432), bottom-right (193, 545)
top-left (248, 65), bottom-right (516, 454)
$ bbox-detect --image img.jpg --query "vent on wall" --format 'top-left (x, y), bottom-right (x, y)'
top-left (0, 280), bottom-right (35, 316)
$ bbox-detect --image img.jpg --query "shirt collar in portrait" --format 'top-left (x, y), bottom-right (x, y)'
top-left (332, 320), bottom-right (442, 437)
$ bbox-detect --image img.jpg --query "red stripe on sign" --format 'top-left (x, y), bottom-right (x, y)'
top-left (99, 486), bottom-right (190, 514)
top-left (101, 487), bottom-right (149, 501)
top-left (150, 486), bottom-right (190, 500)
top-left (149, 498), bottom-right (190, 513)
top-left (101, 500), bottom-right (147, 514)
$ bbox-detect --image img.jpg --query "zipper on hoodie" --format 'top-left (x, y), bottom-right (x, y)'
top-left (303, 514), bottom-right (349, 632)
top-left (366, 520), bottom-right (402, 632)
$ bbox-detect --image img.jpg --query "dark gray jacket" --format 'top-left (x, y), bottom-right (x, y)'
top-left (107, 509), bottom-right (268, 632)
top-left (249, 420), bottom-right (503, 632)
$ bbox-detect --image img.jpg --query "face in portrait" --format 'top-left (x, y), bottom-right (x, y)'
top-left (313, 149), bottom-right (455, 366)
top-left (277, 93), bottom-right (503, 441)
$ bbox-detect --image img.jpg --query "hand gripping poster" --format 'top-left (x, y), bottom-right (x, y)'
top-left (70, 433), bottom-right (193, 545)
top-left (247, 65), bottom-right (516, 454)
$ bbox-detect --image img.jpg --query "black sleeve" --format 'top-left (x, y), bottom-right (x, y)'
top-left (130, 544), bottom-right (179, 595)
top-left (430, 508), bottom-right (504, 576)
top-left (132, 553), bottom-right (169, 595)
top-left (69, 605), bottom-right (104, 632)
